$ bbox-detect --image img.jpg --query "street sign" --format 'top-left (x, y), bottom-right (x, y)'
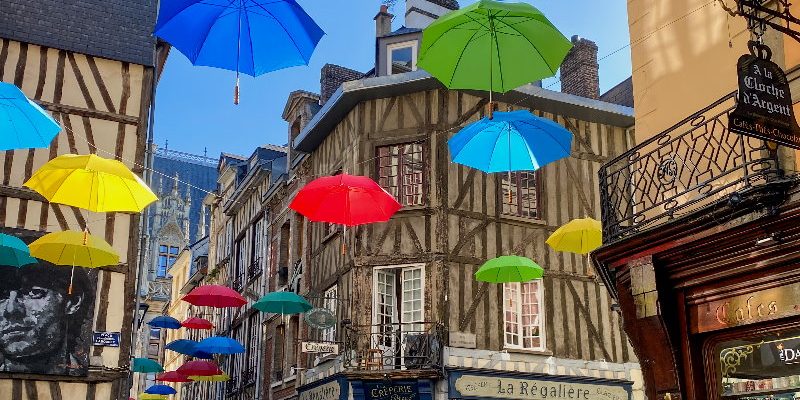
top-left (92, 331), bottom-right (121, 347)
top-left (301, 341), bottom-right (339, 354)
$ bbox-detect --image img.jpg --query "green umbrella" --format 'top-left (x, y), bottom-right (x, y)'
top-left (132, 358), bottom-right (164, 373)
top-left (475, 255), bottom-right (544, 283)
top-left (253, 292), bottom-right (312, 315)
top-left (418, 0), bottom-right (572, 94)
top-left (0, 233), bottom-right (37, 268)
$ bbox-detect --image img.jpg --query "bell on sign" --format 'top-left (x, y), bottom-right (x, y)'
top-left (729, 41), bottom-right (800, 149)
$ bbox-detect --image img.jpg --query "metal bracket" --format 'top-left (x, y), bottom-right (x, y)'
top-left (724, 0), bottom-right (800, 43)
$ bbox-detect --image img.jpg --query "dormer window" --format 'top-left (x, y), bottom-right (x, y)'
top-left (387, 40), bottom-right (418, 75)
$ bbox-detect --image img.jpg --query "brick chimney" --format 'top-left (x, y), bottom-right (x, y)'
top-left (405, 0), bottom-right (459, 29)
top-left (375, 5), bottom-right (394, 38)
top-left (320, 64), bottom-right (364, 105)
top-left (560, 35), bottom-right (599, 99)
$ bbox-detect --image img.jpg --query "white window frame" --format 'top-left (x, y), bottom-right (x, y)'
top-left (386, 40), bottom-right (418, 75)
top-left (371, 264), bottom-right (426, 327)
top-left (502, 281), bottom-right (545, 351)
top-left (322, 285), bottom-right (338, 343)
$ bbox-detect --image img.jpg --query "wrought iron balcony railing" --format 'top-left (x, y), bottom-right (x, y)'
top-left (599, 92), bottom-right (782, 243)
top-left (247, 258), bottom-right (262, 282)
top-left (343, 322), bottom-right (444, 372)
top-left (231, 274), bottom-right (244, 292)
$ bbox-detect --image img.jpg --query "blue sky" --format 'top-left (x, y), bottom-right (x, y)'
top-left (154, 0), bottom-right (631, 158)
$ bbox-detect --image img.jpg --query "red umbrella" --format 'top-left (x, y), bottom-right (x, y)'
top-left (289, 174), bottom-right (401, 226)
top-left (156, 371), bottom-right (192, 383)
top-left (181, 317), bottom-right (214, 330)
top-left (182, 285), bottom-right (246, 308)
top-left (177, 360), bottom-right (222, 376)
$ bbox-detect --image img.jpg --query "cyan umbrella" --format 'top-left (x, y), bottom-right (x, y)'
top-left (132, 358), bottom-right (164, 373)
top-left (166, 339), bottom-right (214, 359)
top-left (154, 0), bottom-right (324, 103)
top-left (0, 82), bottom-right (61, 150)
top-left (147, 316), bottom-right (182, 329)
top-left (475, 255), bottom-right (544, 283)
top-left (144, 385), bottom-right (177, 395)
top-left (195, 336), bottom-right (245, 355)
top-left (0, 233), bottom-right (37, 268)
top-left (448, 110), bottom-right (573, 173)
top-left (253, 291), bottom-right (312, 315)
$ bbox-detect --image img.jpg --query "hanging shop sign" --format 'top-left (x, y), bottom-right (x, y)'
top-left (452, 374), bottom-right (629, 400)
top-left (690, 284), bottom-right (800, 334)
top-left (362, 381), bottom-right (420, 400)
top-left (92, 331), bottom-right (121, 347)
top-left (729, 41), bottom-right (800, 149)
top-left (301, 341), bottom-right (339, 354)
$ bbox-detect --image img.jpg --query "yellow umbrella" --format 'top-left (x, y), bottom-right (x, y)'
top-left (546, 218), bottom-right (602, 255)
top-left (189, 372), bottom-right (230, 382)
top-left (24, 154), bottom-right (158, 213)
top-left (29, 230), bottom-right (119, 294)
top-left (139, 395), bottom-right (167, 400)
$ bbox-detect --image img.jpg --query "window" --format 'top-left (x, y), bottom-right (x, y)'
top-left (322, 285), bottom-right (338, 343)
top-left (372, 265), bottom-right (425, 330)
top-left (149, 328), bottom-right (160, 339)
top-left (288, 316), bottom-right (299, 374)
top-left (245, 313), bottom-right (260, 383)
top-left (387, 41), bottom-right (418, 75)
top-left (503, 281), bottom-right (544, 350)
top-left (501, 171), bottom-right (540, 219)
top-left (231, 324), bottom-right (243, 382)
top-left (323, 170), bottom-right (342, 236)
top-left (272, 325), bottom-right (285, 382)
top-left (377, 143), bottom-right (425, 206)
top-left (157, 245), bottom-right (179, 278)
top-left (250, 218), bottom-right (263, 279)
top-left (234, 238), bottom-right (246, 288)
top-left (225, 221), bottom-right (233, 257)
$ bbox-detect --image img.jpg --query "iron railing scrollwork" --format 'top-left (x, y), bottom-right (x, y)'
top-left (231, 274), bottom-right (244, 292)
top-left (599, 92), bottom-right (781, 243)
top-left (247, 258), bottom-right (262, 282)
top-left (342, 322), bottom-right (444, 372)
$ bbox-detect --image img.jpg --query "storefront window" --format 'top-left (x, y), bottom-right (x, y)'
top-left (718, 329), bottom-right (800, 398)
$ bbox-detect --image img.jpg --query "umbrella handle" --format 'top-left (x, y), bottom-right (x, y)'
top-left (68, 265), bottom-right (75, 295)
top-left (234, 75), bottom-right (240, 105)
top-left (341, 225), bottom-right (346, 255)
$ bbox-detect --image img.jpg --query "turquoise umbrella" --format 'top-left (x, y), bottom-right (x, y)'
top-left (0, 82), bottom-right (61, 150)
top-left (0, 233), bottom-right (37, 268)
top-left (253, 291), bottom-right (312, 314)
top-left (132, 358), bottom-right (164, 373)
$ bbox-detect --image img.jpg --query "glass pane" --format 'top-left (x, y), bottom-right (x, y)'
top-left (159, 245), bottom-right (167, 253)
top-left (169, 246), bottom-right (179, 255)
top-left (718, 329), bottom-right (800, 397)
top-left (391, 46), bottom-right (414, 74)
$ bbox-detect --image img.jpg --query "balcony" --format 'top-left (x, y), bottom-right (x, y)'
top-left (599, 92), bottom-right (785, 244)
top-left (342, 322), bottom-right (444, 373)
top-left (247, 258), bottom-right (262, 283)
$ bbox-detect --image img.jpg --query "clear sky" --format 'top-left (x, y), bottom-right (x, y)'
top-left (153, 0), bottom-right (631, 158)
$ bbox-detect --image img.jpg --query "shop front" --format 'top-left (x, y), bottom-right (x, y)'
top-left (446, 369), bottom-right (633, 400)
top-left (297, 374), bottom-right (435, 400)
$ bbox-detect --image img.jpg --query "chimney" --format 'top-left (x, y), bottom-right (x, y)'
top-left (320, 64), bottom-right (364, 105)
top-left (560, 35), bottom-right (600, 99)
top-left (405, 0), bottom-right (459, 30)
top-left (375, 5), bottom-right (393, 38)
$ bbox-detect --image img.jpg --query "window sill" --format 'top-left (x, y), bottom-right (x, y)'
top-left (396, 204), bottom-right (428, 213)
top-left (283, 375), bottom-right (297, 384)
top-left (503, 347), bottom-right (553, 357)
top-left (499, 214), bottom-right (547, 226)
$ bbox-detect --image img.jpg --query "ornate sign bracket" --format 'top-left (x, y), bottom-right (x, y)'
top-left (722, 0), bottom-right (800, 43)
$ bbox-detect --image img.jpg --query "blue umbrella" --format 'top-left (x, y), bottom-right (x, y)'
top-left (448, 110), bottom-right (573, 173)
top-left (0, 233), bottom-right (37, 268)
top-left (148, 316), bottom-right (182, 329)
top-left (0, 82), bottom-right (60, 151)
top-left (154, 0), bottom-right (325, 103)
top-left (195, 336), bottom-right (245, 355)
top-left (165, 339), bottom-right (214, 359)
top-left (145, 385), bottom-right (177, 395)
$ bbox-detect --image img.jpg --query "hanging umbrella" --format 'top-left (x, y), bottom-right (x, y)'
top-left (154, 0), bottom-right (325, 104)
top-left (253, 291), bottom-right (312, 315)
top-left (182, 285), bottom-right (246, 308)
top-left (139, 395), bottom-right (167, 400)
top-left (418, 0), bottom-right (572, 93)
top-left (29, 230), bottom-right (119, 294)
top-left (448, 110), bottom-right (573, 173)
top-left (475, 255), bottom-right (544, 283)
top-left (148, 316), bottom-right (182, 329)
top-left (189, 372), bottom-right (230, 382)
top-left (546, 218), bottom-right (602, 255)
top-left (132, 358), bottom-right (164, 373)
top-left (145, 385), bottom-right (177, 395)
top-left (177, 360), bottom-right (222, 376)
top-left (164, 339), bottom-right (211, 359)
top-left (0, 233), bottom-right (37, 268)
top-left (195, 336), bottom-right (245, 355)
top-left (0, 82), bottom-right (61, 151)
top-left (290, 174), bottom-right (401, 226)
top-left (24, 154), bottom-right (158, 213)
top-left (181, 317), bottom-right (214, 330)
top-left (156, 371), bottom-right (192, 383)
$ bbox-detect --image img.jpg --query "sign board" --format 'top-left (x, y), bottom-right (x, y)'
top-left (363, 381), bottom-right (420, 400)
top-left (729, 41), bottom-right (800, 149)
top-left (453, 375), bottom-right (629, 400)
top-left (299, 380), bottom-right (342, 400)
top-left (301, 341), bottom-right (339, 354)
top-left (450, 331), bottom-right (477, 349)
top-left (92, 332), bottom-right (121, 347)
top-left (690, 284), bottom-right (800, 333)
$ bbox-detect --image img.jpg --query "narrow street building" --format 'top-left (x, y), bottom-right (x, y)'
top-left (0, 1), bottom-right (158, 399)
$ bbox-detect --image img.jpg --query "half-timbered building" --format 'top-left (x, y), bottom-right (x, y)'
top-left (0, 1), bottom-right (158, 399)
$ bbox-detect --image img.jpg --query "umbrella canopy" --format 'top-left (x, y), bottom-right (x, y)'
top-left (148, 316), bottom-right (182, 329)
top-left (195, 336), bottom-right (245, 355)
top-left (418, 0), bottom-right (571, 93)
top-left (181, 317), bottom-right (214, 330)
top-left (29, 230), bottom-right (119, 268)
top-left (182, 285), bottom-right (246, 308)
top-left (132, 358), bottom-right (164, 373)
top-left (0, 82), bottom-right (61, 151)
top-left (177, 360), bottom-right (221, 376)
top-left (24, 154), bottom-right (158, 213)
top-left (0, 233), bottom-right (37, 268)
top-left (165, 339), bottom-right (209, 358)
top-left (448, 110), bottom-right (573, 173)
top-left (145, 385), bottom-right (177, 395)
top-left (139, 395), bottom-right (167, 400)
top-left (475, 255), bottom-right (544, 283)
top-left (253, 291), bottom-right (312, 315)
top-left (156, 371), bottom-right (192, 383)
top-left (289, 174), bottom-right (401, 226)
top-left (189, 372), bottom-right (230, 382)
top-left (546, 218), bottom-right (602, 255)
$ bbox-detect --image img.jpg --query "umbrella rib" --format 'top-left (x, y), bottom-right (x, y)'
top-left (187, 0), bottom-right (239, 62)
top-left (251, 1), bottom-right (309, 62)
top-left (446, 28), bottom-right (482, 88)
top-left (7, 99), bottom-right (51, 146)
top-left (420, 18), bottom-right (482, 57)
top-left (515, 118), bottom-right (573, 156)
top-left (242, 5), bottom-right (257, 74)
top-left (493, 16), bottom-right (559, 76)
top-left (156, 0), bottom-right (235, 35)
